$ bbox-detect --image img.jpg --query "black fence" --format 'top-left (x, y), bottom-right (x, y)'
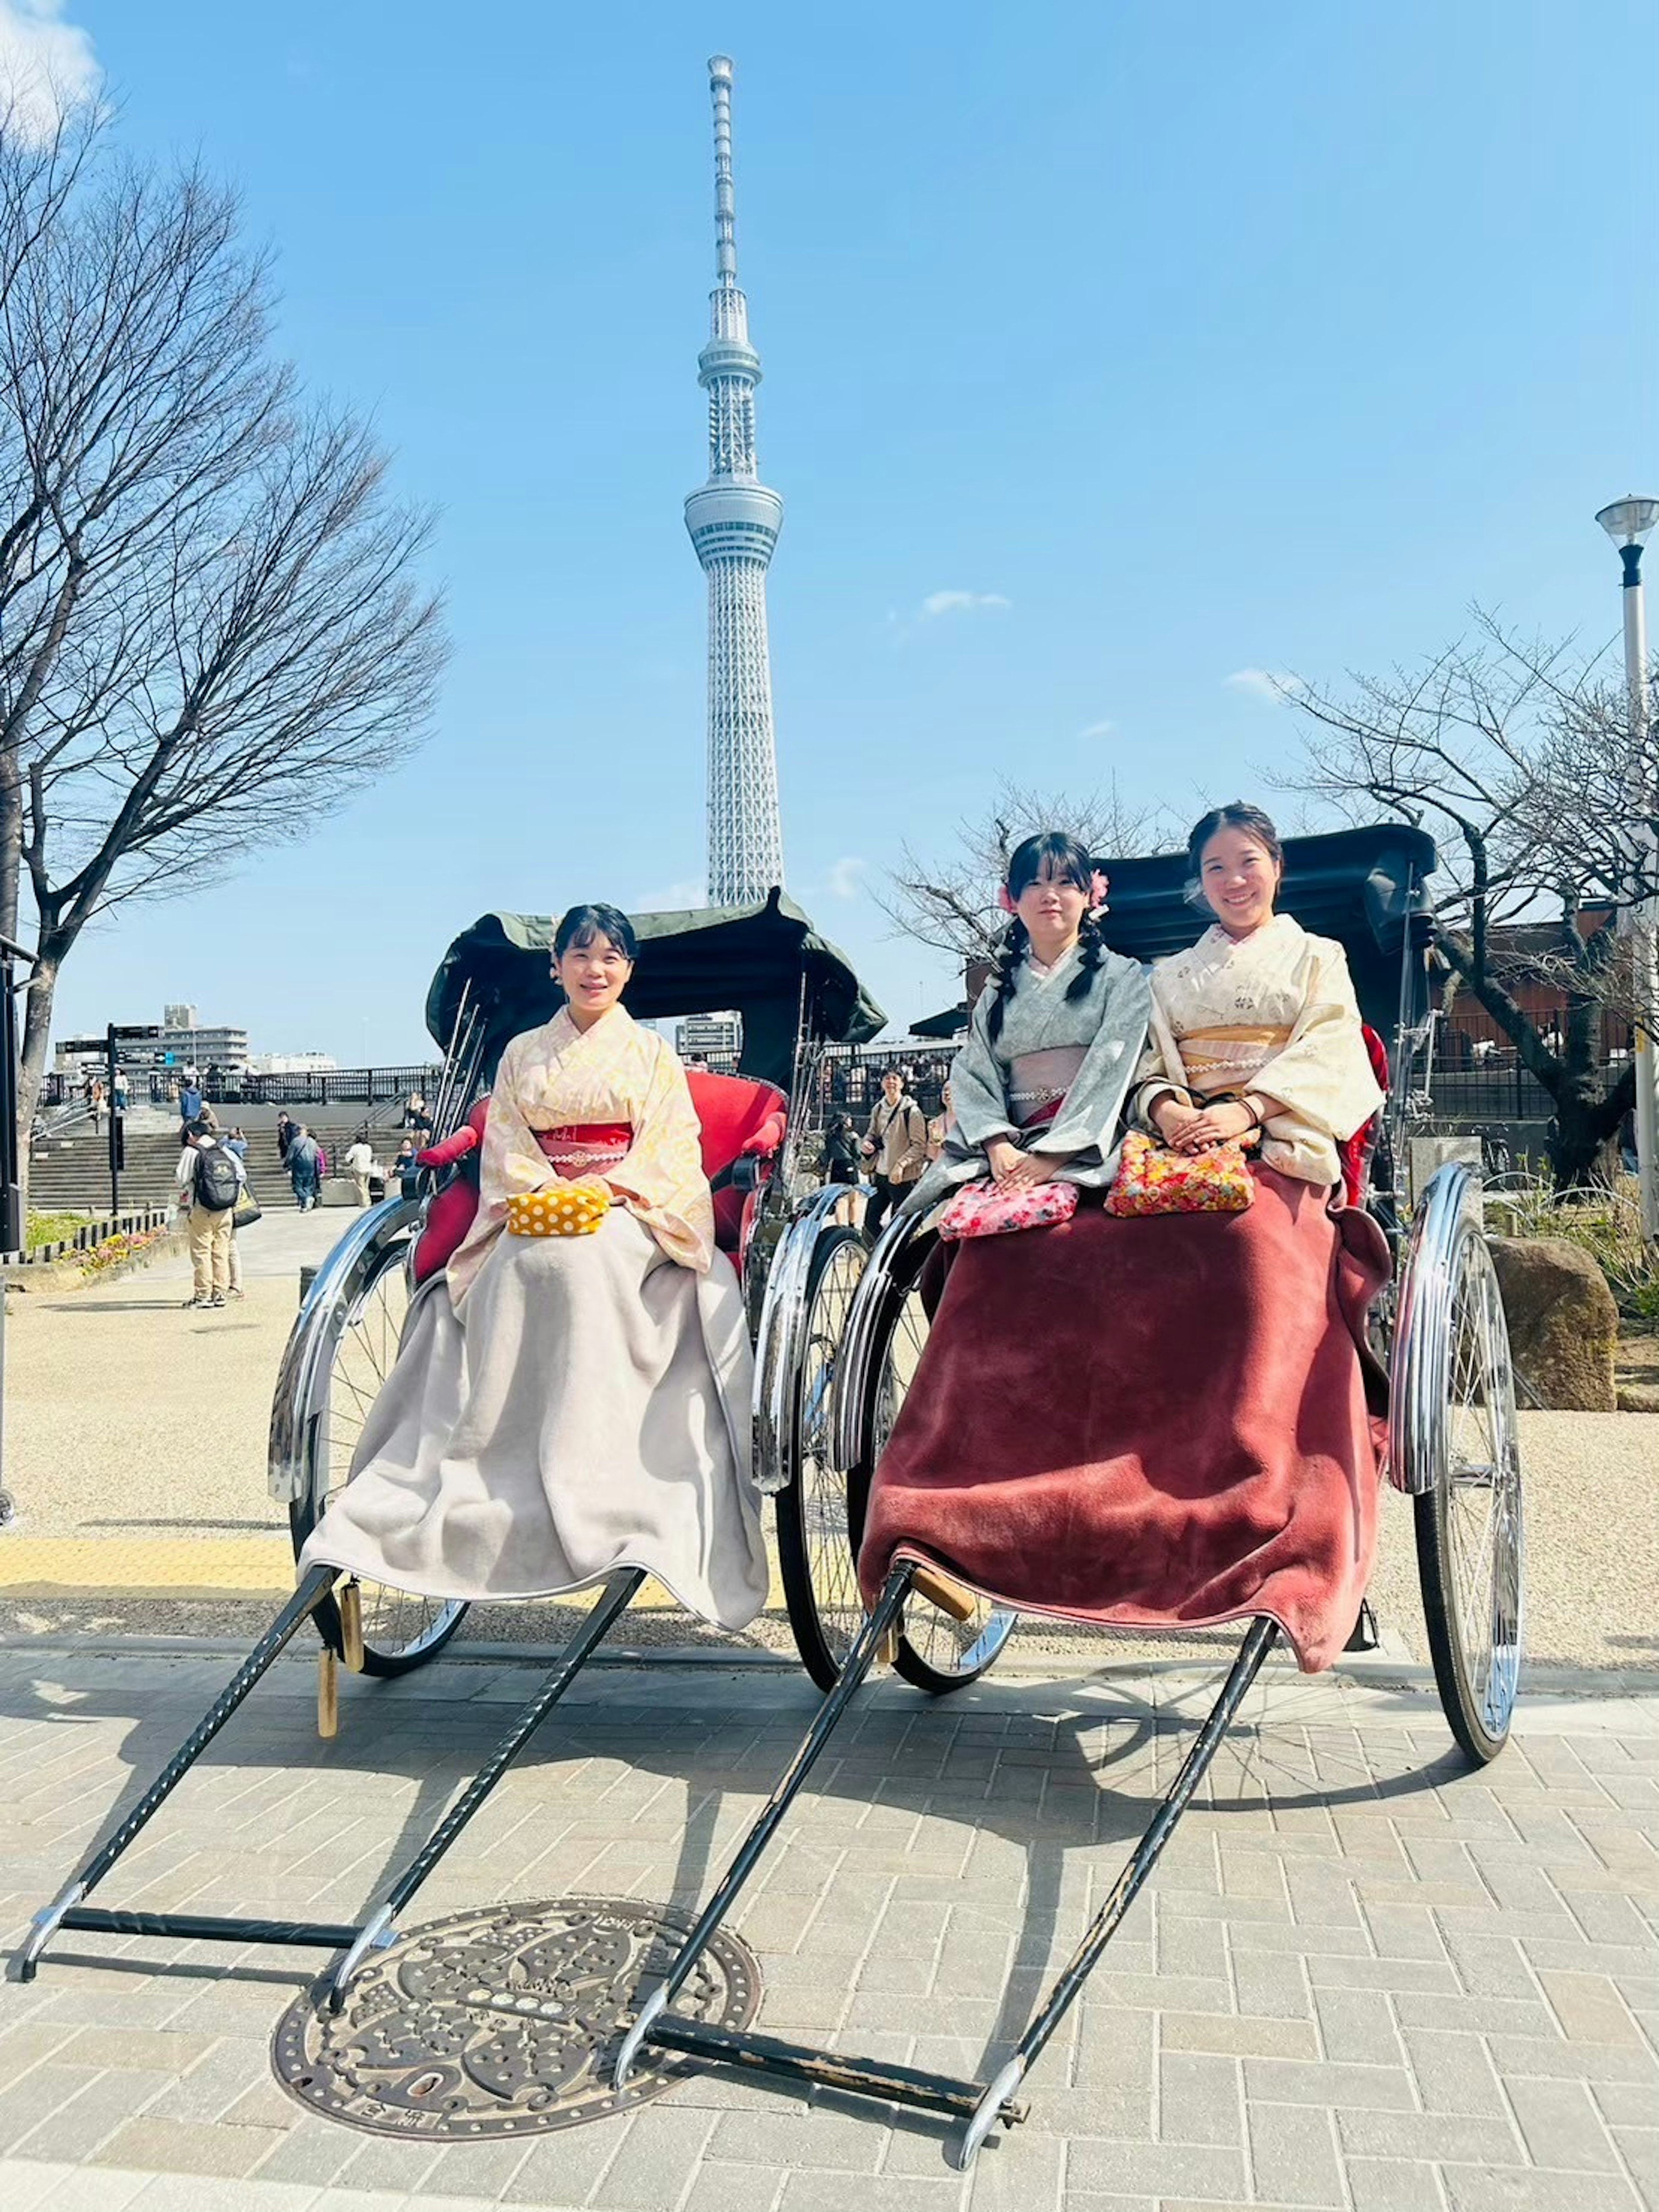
top-left (41, 1063), bottom-right (445, 1111)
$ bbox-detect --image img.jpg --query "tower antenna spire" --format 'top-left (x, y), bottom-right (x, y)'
top-left (687, 54), bottom-right (785, 907)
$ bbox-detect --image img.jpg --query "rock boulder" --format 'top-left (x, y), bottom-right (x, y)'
top-left (1488, 1236), bottom-right (1618, 1412)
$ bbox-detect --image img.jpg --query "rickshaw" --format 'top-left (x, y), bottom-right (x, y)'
top-left (20, 891), bottom-right (885, 1996)
top-left (613, 824), bottom-right (1526, 2166)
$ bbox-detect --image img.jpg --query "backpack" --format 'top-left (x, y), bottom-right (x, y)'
top-left (194, 1145), bottom-right (241, 1212)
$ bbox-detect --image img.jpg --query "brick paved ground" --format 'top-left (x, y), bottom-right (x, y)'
top-left (0, 1640), bottom-right (1656, 2212)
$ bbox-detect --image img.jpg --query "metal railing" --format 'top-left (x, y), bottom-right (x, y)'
top-left (40, 1064), bottom-right (445, 1111)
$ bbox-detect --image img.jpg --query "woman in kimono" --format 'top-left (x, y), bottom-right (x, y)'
top-left (299, 903), bottom-right (769, 1631)
top-left (899, 831), bottom-right (1152, 1220)
top-left (860, 807), bottom-right (1391, 1673)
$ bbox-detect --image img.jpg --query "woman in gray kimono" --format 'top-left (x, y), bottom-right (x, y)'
top-left (902, 832), bottom-right (1151, 1219)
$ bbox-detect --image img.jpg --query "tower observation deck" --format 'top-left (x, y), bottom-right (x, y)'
top-left (687, 54), bottom-right (785, 907)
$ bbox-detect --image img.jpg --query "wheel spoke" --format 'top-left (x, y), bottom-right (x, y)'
top-left (304, 1235), bottom-right (463, 1666)
top-left (1435, 1233), bottom-right (1523, 1742)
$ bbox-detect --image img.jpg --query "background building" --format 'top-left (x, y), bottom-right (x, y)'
top-left (676, 1012), bottom-right (742, 1061)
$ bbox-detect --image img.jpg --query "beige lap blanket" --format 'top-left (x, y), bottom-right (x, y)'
top-left (299, 1209), bottom-right (767, 1630)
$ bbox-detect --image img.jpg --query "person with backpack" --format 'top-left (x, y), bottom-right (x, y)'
top-left (861, 1068), bottom-right (928, 1240)
top-left (175, 1118), bottom-right (246, 1309)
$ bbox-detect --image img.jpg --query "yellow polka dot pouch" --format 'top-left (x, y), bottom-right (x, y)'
top-left (505, 1180), bottom-right (612, 1238)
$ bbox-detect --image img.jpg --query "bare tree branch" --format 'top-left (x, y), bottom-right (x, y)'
top-left (1275, 612), bottom-right (1653, 1187)
top-left (0, 116), bottom-right (447, 1181)
top-left (877, 778), bottom-right (1181, 964)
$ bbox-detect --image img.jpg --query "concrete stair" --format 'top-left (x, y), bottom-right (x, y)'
top-left (27, 1111), bottom-right (410, 1211)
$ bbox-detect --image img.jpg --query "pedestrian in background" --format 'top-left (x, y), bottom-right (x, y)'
top-left (175, 1117), bottom-right (245, 1309)
top-left (821, 1111), bottom-right (864, 1230)
top-left (87, 1074), bottom-right (105, 1134)
top-left (276, 1111), bottom-right (296, 1165)
top-left (112, 1066), bottom-right (128, 1116)
top-left (925, 1080), bottom-right (954, 1164)
top-left (287, 1123), bottom-right (322, 1210)
top-left (861, 1068), bottom-right (928, 1240)
top-left (345, 1129), bottom-right (375, 1207)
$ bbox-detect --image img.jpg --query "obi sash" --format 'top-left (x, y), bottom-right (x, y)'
top-left (534, 1123), bottom-right (632, 1178)
top-left (1009, 1046), bottom-right (1084, 1135)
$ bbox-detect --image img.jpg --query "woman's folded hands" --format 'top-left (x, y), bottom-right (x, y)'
top-left (1153, 1097), bottom-right (1259, 1154)
top-left (985, 1137), bottom-right (1064, 1191)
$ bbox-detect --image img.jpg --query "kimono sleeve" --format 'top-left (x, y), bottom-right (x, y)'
top-left (447, 1032), bottom-right (559, 1305)
top-left (1029, 957), bottom-right (1152, 1157)
top-left (1130, 973), bottom-right (1195, 1129)
top-left (946, 984), bottom-right (1019, 1153)
top-left (477, 1036), bottom-right (558, 1207)
top-left (1250, 940), bottom-right (1384, 1145)
top-left (605, 1038), bottom-right (715, 1273)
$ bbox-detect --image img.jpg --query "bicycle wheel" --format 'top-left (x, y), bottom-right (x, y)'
top-left (848, 1229), bottom-right (1017, 1696)
top-left (773, 1224), bottom-right (871, 1691)
top-left (275, 1201), bottom-right (469, 1675)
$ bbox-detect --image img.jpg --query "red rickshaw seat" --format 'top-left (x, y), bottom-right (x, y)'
top-left (1339, 1025), bottom-right (1391, 1209)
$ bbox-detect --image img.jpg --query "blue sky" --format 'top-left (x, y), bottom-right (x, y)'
top-left (12, 0), bottom-right (1658, 1058)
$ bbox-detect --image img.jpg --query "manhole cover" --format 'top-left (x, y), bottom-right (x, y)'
top-left (272, 1896), bottom-right (760, 2139)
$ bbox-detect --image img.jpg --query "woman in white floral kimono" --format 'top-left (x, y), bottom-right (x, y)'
top-left (299, 904), bottom-right (769, 1631)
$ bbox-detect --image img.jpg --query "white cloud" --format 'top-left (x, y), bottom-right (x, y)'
top-left (919, 590), bottom-right (1011, 619)
top-left (0, 2), bottom-right (100, 144)
top-left (1224, 667), bottom-right (1302, 705)
top-left (630, 876), bottom-right (704, 914)
top-left (826, 855), bottom-right (867, 900)
top-left (1078, 719), bottom-right (1116, 739)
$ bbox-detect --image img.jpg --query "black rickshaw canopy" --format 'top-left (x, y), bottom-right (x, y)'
top-left (1091, 822), bottom-right (1438, 1040)
top-left (426, 888), bottom-right (886, 1093)
top-left (914, 825), bottom-right (1439, 1046)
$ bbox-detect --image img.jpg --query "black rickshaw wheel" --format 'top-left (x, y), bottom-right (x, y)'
top-left (774, 1225), bottom-right (871, 1692)
top-left (278, 1204), bottom-right (469, 1676)
top-left (1410, 1220), bottom-right (1524, 1765)
top-left (851, 1227), bottom-right (1017, 1697)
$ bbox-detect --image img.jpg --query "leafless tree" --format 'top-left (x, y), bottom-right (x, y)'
top-left (878, 778), bottom-right (1181, 966)
top-left (0, 118), bottom-right (445, 1176)
top-left (1276, 612), bottom-right (1656, 1187)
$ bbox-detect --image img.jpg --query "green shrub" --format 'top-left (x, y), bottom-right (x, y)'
top-left (1485, 1171), bottom-right (1659, 1324)
top-left (25, 1209), bottom-right (88, 1252)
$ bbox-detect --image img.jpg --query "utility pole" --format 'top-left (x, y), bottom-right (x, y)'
top-left (1596, 497), bottom-right (1659, 1235)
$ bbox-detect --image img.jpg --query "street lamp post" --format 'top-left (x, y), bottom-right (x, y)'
top-left (1596, 496), bottom-right (1659, 1238)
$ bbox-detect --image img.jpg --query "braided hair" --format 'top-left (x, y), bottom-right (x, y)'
top-left (985, 831), bottom-right (1105, 1044)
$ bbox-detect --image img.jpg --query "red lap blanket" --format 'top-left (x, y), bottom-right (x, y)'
top-left (858, 1167), bottom-right (1391, 1672)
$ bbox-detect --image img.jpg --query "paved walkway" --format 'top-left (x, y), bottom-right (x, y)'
top-left (0, 1643), bottom-right (1655, 2211)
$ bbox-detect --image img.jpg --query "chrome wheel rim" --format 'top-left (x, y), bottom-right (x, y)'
top-left (791, 1236), bottom-right (868, 1671)
top-left (876, 1276), bottom-right (1016, 1680)
top-left (312, 1243), bottom-right (464, 1663)
top-left (1440, 1231), bottom-right (1524, 1738)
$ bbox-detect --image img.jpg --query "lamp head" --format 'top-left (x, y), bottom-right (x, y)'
top-left (1595, 497), bottom-right (1659, 549)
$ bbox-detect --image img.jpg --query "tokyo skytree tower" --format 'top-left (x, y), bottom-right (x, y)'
top-left (686, 55), bottom-right (785, 907)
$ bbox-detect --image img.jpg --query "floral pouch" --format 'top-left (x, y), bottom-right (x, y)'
top-left (1104, 1129), bottom-right (1255, 1216)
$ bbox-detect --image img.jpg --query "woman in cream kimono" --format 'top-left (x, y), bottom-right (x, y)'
top-left (299, 903), bottom-right (769, 1631)
top-left (861, 807), bottom-right (1392, 1674)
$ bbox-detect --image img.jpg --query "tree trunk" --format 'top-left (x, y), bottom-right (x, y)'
top-left (0, 750), bottom-right (20, 944)
top-left (14, 952), bottom-right (58, 1217)
top-left (1551, 1092), bottom-right (1621, 1191)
